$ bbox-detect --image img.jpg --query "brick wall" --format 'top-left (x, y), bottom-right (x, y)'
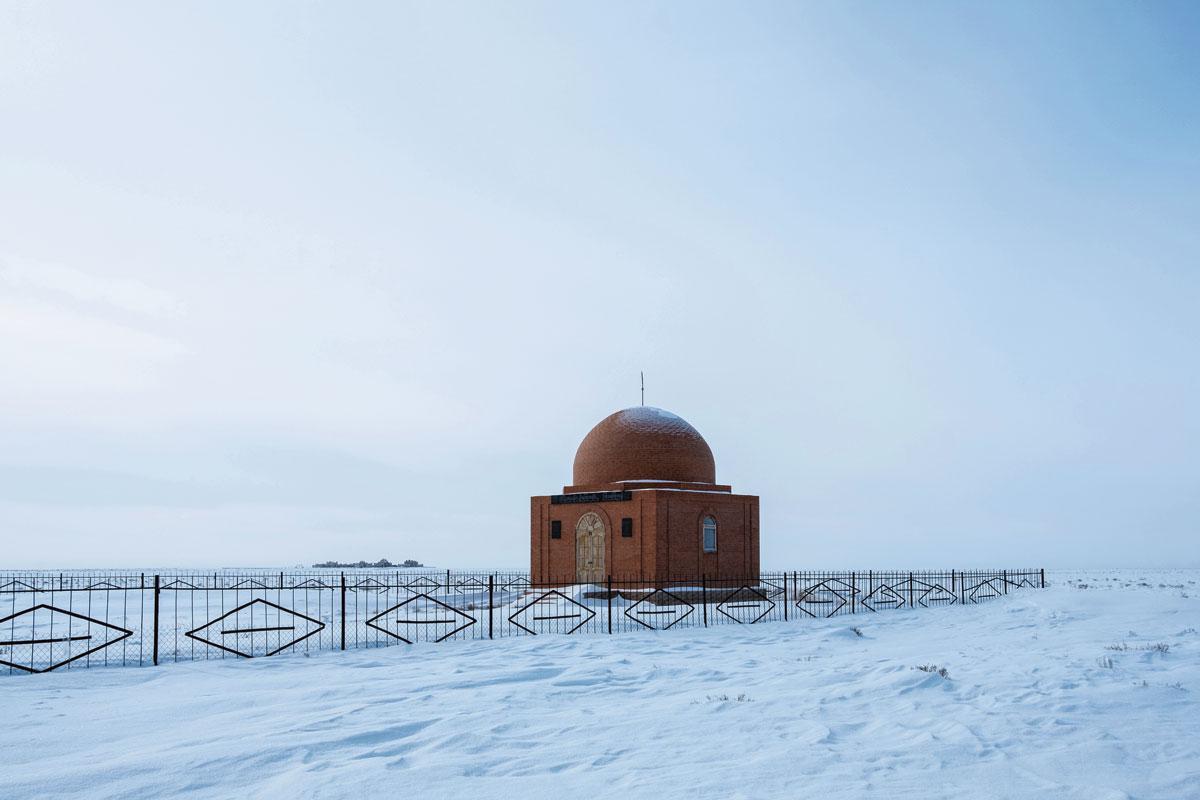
top-left (531, 489), bottom-right (759, 583)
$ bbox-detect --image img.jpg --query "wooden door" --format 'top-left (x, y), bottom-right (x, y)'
top-left (575, 512), bottom-right (606, 584)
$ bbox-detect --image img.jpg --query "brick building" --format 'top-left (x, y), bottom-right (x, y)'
top-left (531, 406), bottom-right (760, 583)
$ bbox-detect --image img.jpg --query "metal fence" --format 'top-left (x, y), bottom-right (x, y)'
top-left (0, 568), bottom-right (1045, 675)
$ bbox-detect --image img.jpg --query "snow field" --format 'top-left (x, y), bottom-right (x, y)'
top-left (1, 569), bottom-right (1196, 799)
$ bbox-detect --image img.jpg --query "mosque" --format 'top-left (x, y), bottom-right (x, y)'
top-left (531, 406), bottom-right (760, 583)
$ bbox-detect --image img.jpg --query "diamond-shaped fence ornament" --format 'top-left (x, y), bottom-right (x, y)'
top-left (624, 589), bottom-right (695, 630)
top-left (0, 604), bottom-right (132, 673)
top-left (229, 578), bottom-right (270, 590)
top-left (453, 576), bottom-right (488, 592)
top-left (916, 583), bottom-right (957, 607)
top-left (716, 586), bottom-right (776, 624)
top-left (795, 580), bottom-right (856, 618)
top-left (366, 594), bottom-right (476, 644)
top-left (161, 578), bottom-right (200, 590)
top-left (400, 576), bottom-right (443, 593)
top-left (186, 598), bottom-right (325, 658)
top-left (293, 578), bottom-right (333, 590)
top-left (501, 576), bottom-right (531, 592)
top-left (968, 579), bottom-right (1003, 602)
top-left (860, 583), bottom-right (907, 611)
top-left (509, 590), bottom-right (595, 635)
top-left (349, 577), bottom-right (390, 594)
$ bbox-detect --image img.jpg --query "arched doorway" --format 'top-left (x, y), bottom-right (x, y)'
top-left (575, 512), bottom-right (606, 584)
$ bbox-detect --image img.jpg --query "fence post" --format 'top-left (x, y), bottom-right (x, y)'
top-left (607, 575), bottom-right (613, 634)
top-left (961, 571), bottom-right (967, 604)
top-left (340, 572), bottom-right (347, 651)
top-left (701, 575), bottom-right (708, 627)
top-left (1040, 568), bottom-right (1045, 589)
top-left (783, 573), bottom-right (788, 621)
top-left (152, 574), bottom-right (160, 666)
top-left (488, 574), bottom-right (494, 640)
top-left (850, 571), bottom-right (856, 613)
top-left (951, 569), bottom-right (956, 593)
top-left (908, 571), bottom-right (914, 609)
top-left (1003, 569), bottom-right (1008, 595)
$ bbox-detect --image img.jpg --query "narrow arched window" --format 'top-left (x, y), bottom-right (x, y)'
top-left (702, 516), bottom-right (717, 553)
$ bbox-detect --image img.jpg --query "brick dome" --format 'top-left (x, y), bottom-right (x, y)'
top-left (572, 406), bottom-right (716, 486)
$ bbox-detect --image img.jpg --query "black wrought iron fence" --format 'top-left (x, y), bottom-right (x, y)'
top-left (0, 568), bottom-right (1045, 675)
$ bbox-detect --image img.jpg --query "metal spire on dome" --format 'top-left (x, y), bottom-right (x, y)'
top-left (640, 371), bottom-right (644, 406)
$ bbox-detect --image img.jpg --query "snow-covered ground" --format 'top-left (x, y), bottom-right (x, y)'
top-left (2, 569), bottom-right (1196, 799)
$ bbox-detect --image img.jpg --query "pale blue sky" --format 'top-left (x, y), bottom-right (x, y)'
top-left (1, 2), bottom-right (1197, 568)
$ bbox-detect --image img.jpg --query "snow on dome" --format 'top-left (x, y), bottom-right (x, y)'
top-left (572, 406), bottom-right (716, 486)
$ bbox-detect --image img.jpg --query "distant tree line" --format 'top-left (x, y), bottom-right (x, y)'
top-left (311, 558), bottom-right (423, 568)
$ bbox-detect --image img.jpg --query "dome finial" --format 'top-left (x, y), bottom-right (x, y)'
top-left (640, 370), bottom-right (644, 406)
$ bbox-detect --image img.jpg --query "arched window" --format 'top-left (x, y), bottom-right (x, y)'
top-left (702, 516), bottom-right (717, 553)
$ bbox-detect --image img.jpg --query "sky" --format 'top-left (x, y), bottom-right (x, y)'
top-left (1, 1), bottom-right (1197, 569)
